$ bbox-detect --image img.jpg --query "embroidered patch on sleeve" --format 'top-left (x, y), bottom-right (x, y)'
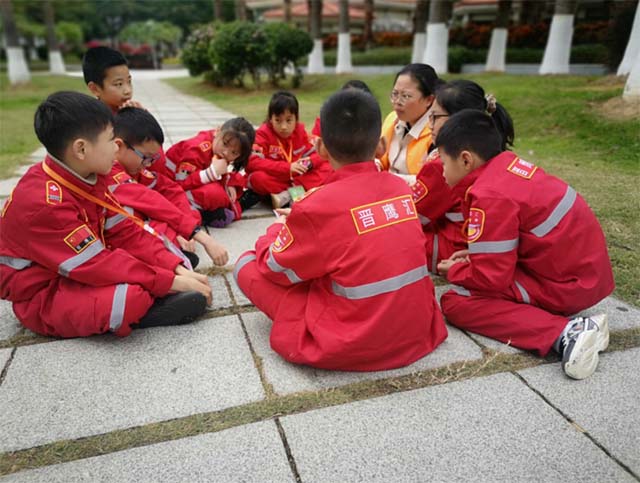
top-left (411, 180), bottom-right (429, 203)
top-left (140, 169), bottom-right (155, 179)
top-left (113, 172), bottom-right (133, 185)
top-left (177, 162), bottom-right (197, 175)
top-left (268, 145), bottom-right (281, 158)
top-left (507, 158), bottom-right (538, 179)
top-left (64, 224), bottom-right (98, 254)
top-left (466, 208), bottom-right (485, 243)
top-left (199, 141), bottom-right (212, 152)
top-left (351, 195), bottom-right (418, 235)
top-left (272, 224), bottom-right (294, 252)
top-left (46, 181), bottom-right (62, 205)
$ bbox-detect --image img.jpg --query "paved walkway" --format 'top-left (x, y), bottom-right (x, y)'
top-left (0, 75), bottom-right (639, 482)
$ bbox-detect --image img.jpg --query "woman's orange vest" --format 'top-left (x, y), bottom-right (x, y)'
top-left (379, 111), bottom-right (433, 175)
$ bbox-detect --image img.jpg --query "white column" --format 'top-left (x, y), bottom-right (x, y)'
top-left (623, 51), bottom-right (640, 99)
top-left (485, 27), bottom-right (507, 72)
top-left (7, 46), bottom-right (31, 84)
top-left (336, 32), bottom-right (352, 73)
top-left (539, 13), bottom-right (574, 74)
top-left (423, 23), bottom-right (448, 74)
top-left (48, 50), bottom-right (66, 74)
top-left (307, 39), bottom-right (325, 74)
top-left (617, 3), bottom-right (640, 76)
top-left (411, 32), bottom-right (426, 64)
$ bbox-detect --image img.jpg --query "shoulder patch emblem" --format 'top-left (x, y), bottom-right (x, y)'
top-left (64, 224), bottom-right (98, 254)
top-left (272, 224), bottom-right (294, 252)
top-left (177, 162), bottom-right (197, 175)
top-left (113, 171), bottom-right (133, 185)
top-left (140, 169), bottom-right (156, 179)
top-left (199, 141), bottom-right (212, 152)
top-left (411, 180), bottom-right (429, 203)
top-left (507, 158), bottom-right (537, 179)
top-left (46, 181), bottom-right (62, 205)
top-left (466, 208), bottom-right (485, 243)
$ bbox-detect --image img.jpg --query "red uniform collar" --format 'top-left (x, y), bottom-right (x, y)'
top-left (324, 161), bottom-right (378, 184)
top-left (43, 155), bottom-right (99, 188)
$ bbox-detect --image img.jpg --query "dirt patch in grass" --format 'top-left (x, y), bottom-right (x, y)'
top-left (596, 96), bottom-right (640, 121)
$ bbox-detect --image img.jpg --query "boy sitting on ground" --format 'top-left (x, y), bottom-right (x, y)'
top-left (234, 90), bottom-right (447, 371)
top-left (0, 92), bottom-right (211, 338)
top-left (435, 109), bottom-right (614, 380)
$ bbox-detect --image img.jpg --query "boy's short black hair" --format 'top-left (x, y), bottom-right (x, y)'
top-left (267, 91), bottom-right (299, 120)
top-left (114, 107), bottom-right (164, 146)
top-left (219, 117), bottom-right (255, 172)
top-left (435, 109), bottom-right (502, 162)
top-left (34, 91), bottom-right (113, 161)
top-left (320, 90), bottom-right (381, 164)
top-left (82, 46), bottom-right (128, 86)
top-left (341, 79), bottom-right (372, 94)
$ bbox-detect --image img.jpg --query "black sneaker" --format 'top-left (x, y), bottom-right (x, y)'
top-left (181, 250), bottom-right (200, 269)
top-left (136, 291), bottom-right (207, 329)
top-left (239, 189), bottom-right (265, 212)
top-left (559, 314), bottom-right (609, 380)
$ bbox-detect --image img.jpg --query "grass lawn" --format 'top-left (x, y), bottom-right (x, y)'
top-left (0, 74), bottom-right (87, 178)
top-left (168, 73), bottom-right (639, 305)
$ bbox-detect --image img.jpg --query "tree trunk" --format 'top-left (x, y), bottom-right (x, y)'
top-left (284, 0), bottom-right (292, 23)
top-left (43, 0), bottom-right (65, 75)
top-left (412, 0), bottom-right (429, 63)
top-left (307, 0), bottom-right (324, 74)
top-left (539, 0), bottom-right (576, 74)
top-left (423, 0), bottom-right (452, 74)
top-left (485, 0), bottom-right (511, 72)
top-left (623, 51), bottom-right (640, 98)
top-left (0, 0), bottom-right (31, 84)
top-left (235, 0), bottom-right (247, 21)
top-left (617, 1), bottom-right (640, 76)
top-left (363, 0), bottom-right (374, 50)
top-left (213, 0), bottom-right (222, 21)
top-left (336, 0), bottom-right (352, 73)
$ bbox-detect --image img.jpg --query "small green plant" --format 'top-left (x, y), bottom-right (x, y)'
top-left (181, 23), bottom-right (216, 76)
top-left (263, 23), bottom-right (313, 87)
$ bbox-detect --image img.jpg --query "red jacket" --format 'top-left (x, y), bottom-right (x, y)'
top-left (0, 156), bottom-right (181, 335)
top-left (107, 163), bottom-right (198, 241)
top-left (251, 161), bottom-right (447, 371)
top-left (447, 151), bottom-right (614, 314)
top-left (247, 122), bottom-right (317, 182)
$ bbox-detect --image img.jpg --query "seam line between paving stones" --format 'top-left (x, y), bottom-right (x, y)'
top-left (512, 372), bottom-right (640, 482)
top-left (275, 417), bottom-right (303, 483)
top-left (237, 312), bottom-right (276, 398)
top-left (0, 347), bottom-right (16, 387)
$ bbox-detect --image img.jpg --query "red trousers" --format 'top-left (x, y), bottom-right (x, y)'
top-left (187, 183), bottom-right (242, 218)
top-left (425, 220), bottom-right (467, 275)
top-left (12, 277), bottom-right (154, 338)
top-left (247, 166), bottom-right (331, 195)
top-left (440, 286), bottom-right (568, 356)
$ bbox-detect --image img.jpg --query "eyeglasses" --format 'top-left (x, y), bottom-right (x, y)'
top-left (389, 90), bottom-right (419, 105)
top-left (428, 111), bottom-right (449, 124)
top-left (125, 142), bottom-right (161, 167)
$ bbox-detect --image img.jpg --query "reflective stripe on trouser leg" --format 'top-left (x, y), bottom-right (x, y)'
top-left (109, 283), bottom-right (128, 332)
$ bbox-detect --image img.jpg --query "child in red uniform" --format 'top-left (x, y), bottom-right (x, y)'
top-left (245, 91), bottom-right (331, 209)
top-left (0, 92), bottom-right (212, 338)
top-left (435, 110), bottom-right (614, 380)
top-left (164, 118), bottom-right (255, 227)
top-left (412, 80), bottom-right (515, 273)
top-left (110, 107), bottom-right (229, 267)
top-left (234, 90), bottom-right (447, 371)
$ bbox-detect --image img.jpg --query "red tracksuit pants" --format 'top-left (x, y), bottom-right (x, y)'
top-left (247, 166), bottom-right (331, 195)
top-left (440, 284), bottom-right (569, 356)
top-left (12, 277), bottom-right (154, 338)
top-left (425, 221), bottom-right (466, 275)
top-left (187, 183), bottom-right (242, 218)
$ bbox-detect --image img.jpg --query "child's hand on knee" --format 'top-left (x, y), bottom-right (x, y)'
top-left (171, 275), bottom-right (212, 305)
top-left (204, 239), bottom-right (229, 266)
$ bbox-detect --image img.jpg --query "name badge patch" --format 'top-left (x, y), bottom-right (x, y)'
top-left (507, 158), bottom-right (537, 179)
top-left (64, 224), bottom-right (98, 253)
top-left (351, 195), bottom-right (418, 235)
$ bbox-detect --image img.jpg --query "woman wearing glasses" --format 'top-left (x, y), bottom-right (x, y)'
top-left (379, 63), bottom-right (442, 184)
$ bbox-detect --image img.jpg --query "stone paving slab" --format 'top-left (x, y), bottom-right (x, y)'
top-left (1, 420), bottom-right (293, 483)
top-left (518, 347), bottom-right (640, 476)
top-left (226, 273), bottom-right (251, 306)
top-left (0, 348), bottom-right (12, 373)
top-left (206, 275), bottom-right (233, 311)
top-left (0, 299), bottom-right (21, 341)
top-left (0, 315), bottom-right (264, 453)
top-left (243, 311), bottom-right (483, 395)
top-left (280, 372), bottom-right (635, 482)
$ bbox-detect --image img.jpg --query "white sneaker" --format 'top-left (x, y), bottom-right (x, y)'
top-left (560, 314), bottom-right (609, 380)
top-left (271, 190), bottom-right (291, 209)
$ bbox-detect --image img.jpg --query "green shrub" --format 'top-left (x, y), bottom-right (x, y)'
top-left (448, 46), bottom-right (486, 73)
top-left (571, 44), bottom-right (609, 64)
top-left (263, 23), bottom-right (313, 87)
top-left (181, 23), bottom-right (216, 76)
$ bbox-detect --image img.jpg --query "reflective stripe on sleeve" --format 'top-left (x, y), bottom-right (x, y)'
top-left (185, 191), bottom-right (203, 210)
top-left (147, 178), bottom-right (158, 190)
top-left (332, 265), bottom-right (429, 300)
top-left (233, 253), bottom-right (257, 283)
top-left (0, 256), bottom-right (32, 270)
top-left (531, 186), bottom-right (576, 237)
top-left (267, 248), bottom-right (303, 284)
top-left (514, 280), bottom-right (531, 304)
top-left (468, 238), bottom-right (518, 254)
top-left (109, 283), bottom-right (128, 331)
top-left (419, 214), bottom-right (431, 226)
top-left (58, 240), bottom-right (105, 276)
top-left (104, 206), bottom-right (134, 230)
top-left (445, 212), bottom-right (464, 222)
top-left (165, 157), bottom-right (177, 173)
top-left (431, 233), bottom-right (439, 274)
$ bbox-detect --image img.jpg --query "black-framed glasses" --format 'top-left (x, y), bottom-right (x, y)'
top-left (428, 111), bottom-right (449, 124)
top-left (125, 142), bottom-right (161, 167)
